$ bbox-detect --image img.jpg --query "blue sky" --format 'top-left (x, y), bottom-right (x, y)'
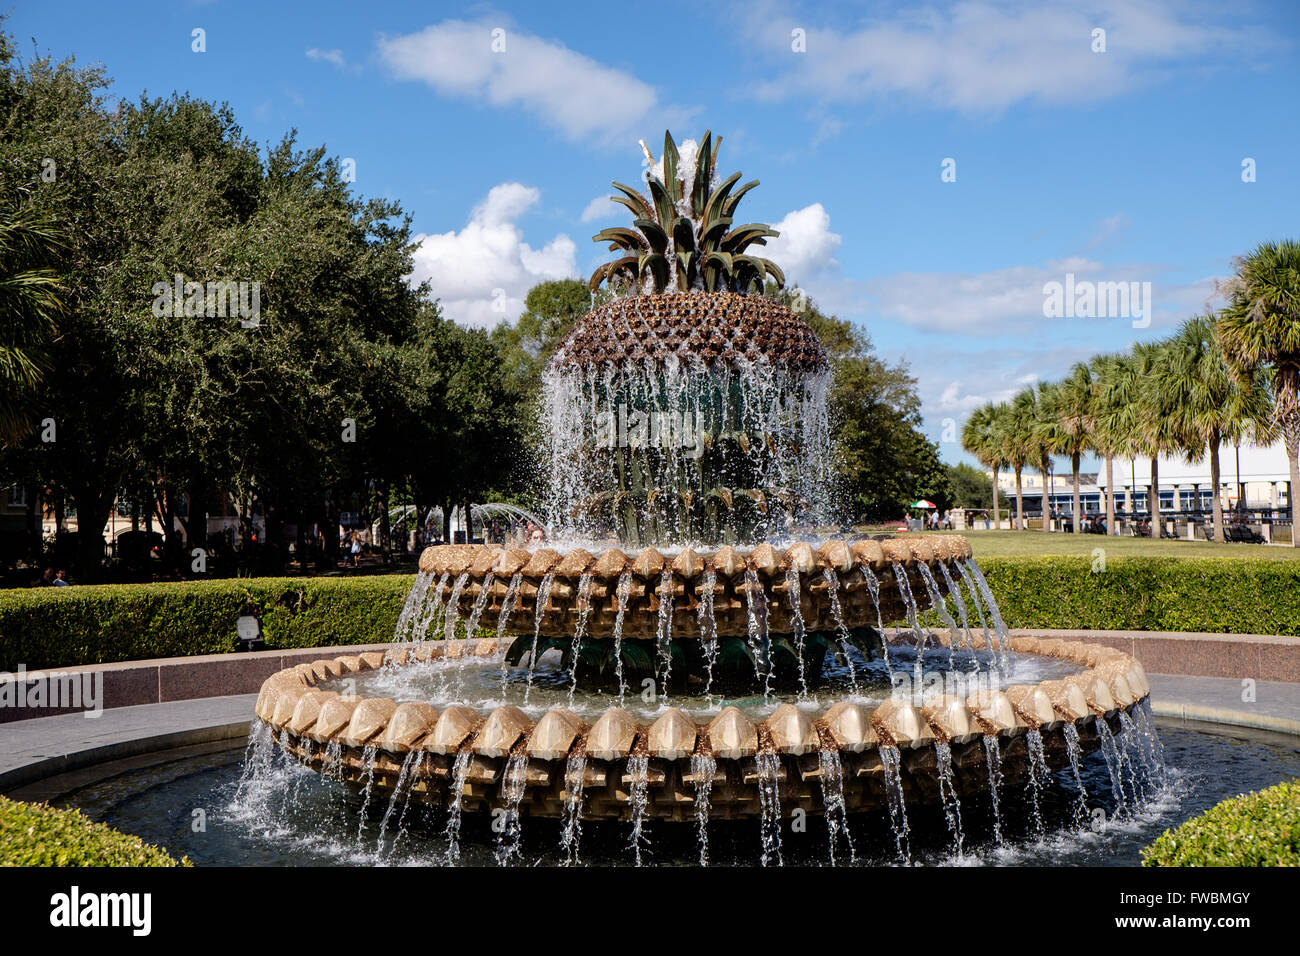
top-left (9, 0), bottom-right (1300, 467)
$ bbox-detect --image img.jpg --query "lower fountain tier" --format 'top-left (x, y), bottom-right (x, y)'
top-left (416, 534), bottom-right (972, 640)
top-left (254, 634), bottom-right (1152, 822)
top-left (270, 715), bottom-right (1111, 822)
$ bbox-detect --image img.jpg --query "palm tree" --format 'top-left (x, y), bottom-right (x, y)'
top-left (961, 402), bottom-right (1007, 527)
top-left (589, 130), bottom-right (785, 295)
top-left (1091, 353), bottom-right (1139, 534)
top-left (1131, 340), bottom-right (1183, 538)
top-left (1055, 363), bottom-right (1096, 533)
top-left (1166, 315), bottom-right (1276, 541)
top-left (1031, 381), bottom-right (1064, 533)
top-left (1217, 239), bottom-right (1300, 547)
top-left (0, 203), bottom-right (65, 443)
top-left (1006, 389), bottom-right (1038, 530)
top-left (1096, 350), bottom-right (1152, 533)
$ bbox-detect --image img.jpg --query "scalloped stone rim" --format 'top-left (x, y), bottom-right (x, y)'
top-left (254, 632), bottom-right (1150, 819)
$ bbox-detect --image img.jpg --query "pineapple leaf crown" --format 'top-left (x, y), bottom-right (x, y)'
top-left (588, 130), bottom-right (785, 296)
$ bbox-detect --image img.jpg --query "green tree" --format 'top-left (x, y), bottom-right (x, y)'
top-left (1055, 363), bottom-right (1096, 534)
top-left (1090, 352), bottom-right (1137, 534)
top-left (1217, 240), bottom-right (1300, 546)
top-left (1005, 389), bottom-right (1037, 530)
top-left (1167, 315), bottom-right (1276, 541)
top-left (0, 204), bottom-right (63, 443)
top-left (961, 402), bottom-right (1008, 527)
top-left (785, 290), bottom-right (945, 521)
top-left (1031, 381), bottom-right (1063, 533)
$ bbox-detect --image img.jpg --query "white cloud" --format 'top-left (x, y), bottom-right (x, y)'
top-left (747, 1), bottom-right (1267, 112)
top-left (409, 182), bottom-right (577, 327)
top-left (580, 196), bottom-right (618, 223)
top-left (305, 48), bottom-right (346, 68)
top-left (377, 20), bottom-right (691, 144)
top-left (764, 203), bottom-right (842, 280)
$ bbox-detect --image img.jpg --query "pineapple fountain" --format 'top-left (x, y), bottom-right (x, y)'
top-left (250, 132), bottom-right (1161, 865)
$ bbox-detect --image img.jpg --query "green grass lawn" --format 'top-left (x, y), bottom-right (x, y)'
top-left (933, 529), bottom-right (1300, 561)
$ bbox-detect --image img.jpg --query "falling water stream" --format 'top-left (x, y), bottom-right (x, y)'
top-left (626, 755), bottom-right (651, 866)
top-left (982, 735), bottom-right (1004, 845)
top-left (559, 752), bottom-right (587, 865)
top-left (690, 753), bottom-right (715, 866)
top-left (933, 741), bottom-right (964, 857)
top-left (756, 752), bottom-right (784, 867)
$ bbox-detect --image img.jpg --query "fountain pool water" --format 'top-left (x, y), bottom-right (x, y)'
top-left (47, 719), bottom-right (1300, 867)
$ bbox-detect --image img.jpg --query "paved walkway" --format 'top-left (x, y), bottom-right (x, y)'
top-left (0, 694), bottom-right (255, 793)
top-left (1148, 674), bottom-right (1300, 735)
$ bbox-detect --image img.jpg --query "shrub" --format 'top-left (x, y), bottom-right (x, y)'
top-left (0, 575), bottom-right (413, 670)
top-left (0, 795), bottom-right (188, 867)
top-left (1142, 779), bottom-right (1300, 866)
top-left (974, 557), bottom-right (1300, 636)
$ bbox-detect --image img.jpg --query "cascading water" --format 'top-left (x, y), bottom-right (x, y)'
top-left (690, 752), bottom-right (715, 866)
top-left (655, 567), bottom-right (674, 700)
top-left (982, 735), bottom-right (1004, 845)
top-left (961, 559), bottom-right (1010, 667)
top-left (756, 752), bottom-right (784, 867)
top-left (918, 563), bottom-right (961, 670)
top-left (377, 751), bottom-right (420, 853)
top-left (862, 566), bottom-right (893, 672)
top-left (464, 570), bottom-right (495, 638)
top-left (1095, 718), bottom-right (1128, 817)
top-left (879, 744), bottom-right (911, 862)
top-left (559, 752), bottom-right (587, 865)
top-left (1024, 729), bottom-right (1050, 837)
top-left (1062, 722), bottom-right (1090, 827)
top-left (696, 571), bottom-right (719, 703)
top-left (744, 568), bottom-right (772, 696)
top-left (442, 572), bottom-right (470, 641)
top-left (568, 572), bottom-right (594, 706)
top-left (784, 568), bottom-right (810, 698)
top-left (818, 745), bottom-right (855, 865)
top-left (937, 562), bottom-right (977, 668)
top-left (444, 749), bottom-right (473, 865)
top-left (934, 741), bottom-right (964, 857)
top-left (355, 745), bottom-right (379, 845)
top-left (496, 573), bottom-right (523, 685)
top-left (626, 755), bottom-right (651, 866)
top-left (496, 754), bottom-right (529, 865)
top-left (612, 571), bottom-right (633, 704)
top-left (523, 572), bottom-right (556, 703)
top-left (822, 568), bottom-right (859, 692)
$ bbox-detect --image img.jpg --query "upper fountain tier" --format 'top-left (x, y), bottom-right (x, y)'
top-left (548, 291), bottom-right (829, 375)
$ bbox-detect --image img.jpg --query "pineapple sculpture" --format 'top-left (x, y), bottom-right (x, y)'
top-left (588, 130), bottom-right (787, 296)
top-left (543, 131), bottom-right (833, 553)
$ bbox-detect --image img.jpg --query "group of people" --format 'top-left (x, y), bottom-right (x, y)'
top-left (37, 567), bottom-right (71, 587)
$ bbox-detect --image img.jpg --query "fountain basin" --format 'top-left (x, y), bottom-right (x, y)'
top-left (254, 634), bottom-right (1150, 822)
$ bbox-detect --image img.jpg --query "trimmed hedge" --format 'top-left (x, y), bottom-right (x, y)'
top-left (0, 796), bottom-right (188, 866)
top-left (976, 557), bottom-right (1300, 636)
top-left (1142, 780), bottom-right (1300, 866)
top-left (0, 575), bottom-right (413, 671)
top-left (2, 557), bottom-right (1298, 672)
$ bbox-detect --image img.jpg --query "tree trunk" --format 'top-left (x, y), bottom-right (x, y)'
top-left (1014, 467), bottom-right (1024, 531)
top-left (1071, 451), bottom-right (1081, 534)
top-left (1105, 456), bottom-right (1115, 535)
top-left (1209, 436), bottom-right (1224, 543)
top-left (1041, 458), bottom-right (1052, 533)
top-left (71, 488), bottom-right (113, 582)
top-left (24, 484), bottom-right (40, 563)
top-left (1287, 436), bottom-right (1300, 549)
top-left (991, 466), bottom-right (1000, 527)
top-left (1150, 456), bottom-right (1163, 539)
